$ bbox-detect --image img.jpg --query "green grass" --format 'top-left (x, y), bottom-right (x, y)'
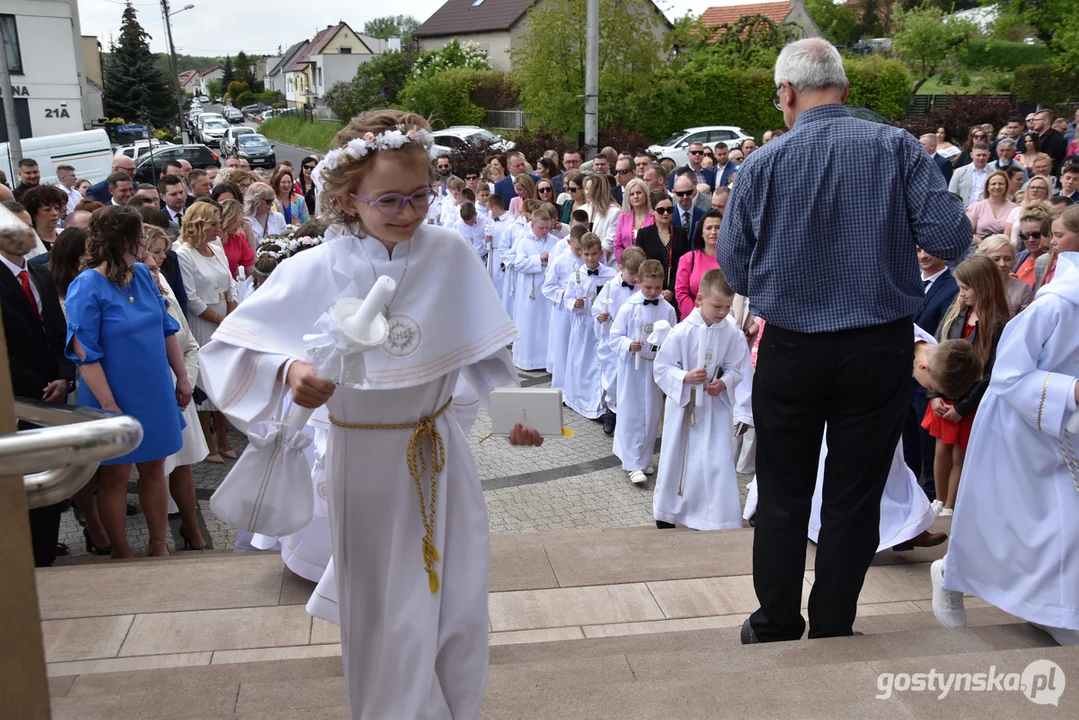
top-left (258, 116), bottom-right (343, 152)
top-left (915, 73), bottom-right (1009, 96)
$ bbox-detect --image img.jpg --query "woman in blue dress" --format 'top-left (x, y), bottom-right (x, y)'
top-left (65, 205), bottom-right (193, 558)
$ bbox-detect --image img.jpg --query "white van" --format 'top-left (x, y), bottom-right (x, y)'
top-left (0, 129), bottom-right (113, 187)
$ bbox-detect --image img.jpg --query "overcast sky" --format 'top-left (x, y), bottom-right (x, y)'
top-left (76, 0), bottom-right (772, 56)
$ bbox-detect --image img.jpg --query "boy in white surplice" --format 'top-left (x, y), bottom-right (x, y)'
top-left (653, 269), bottom-right (747, 530)
top-left (198, 110), bottom-right (544, 719)
top-left (610, 259), bottom-right (677, 485)
top-left (511, 207), bottom-right (559, 370)
top-left (564, 232), bottom-right (617, 418)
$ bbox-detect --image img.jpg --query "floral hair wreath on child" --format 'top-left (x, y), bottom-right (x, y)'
top-left (256, 228), bottom-right (327, 264)
top-left (311, 125), bottom-right (436, 193)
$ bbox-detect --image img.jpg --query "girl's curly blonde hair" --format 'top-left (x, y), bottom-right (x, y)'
top-left (318, 109), bottom-right (435, 233)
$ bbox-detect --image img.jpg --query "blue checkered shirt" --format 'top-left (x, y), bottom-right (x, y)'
top-left (717, 104), bottom-right (972, 334)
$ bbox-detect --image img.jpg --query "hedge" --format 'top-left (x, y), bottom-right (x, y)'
top-left (845, 56), bottom-right (911, 122)
top-left (963, 39), bottom-right (1049, 71)
top-left (398, 68), bottom-right (505, 130)
top-left (1013, 64), bottom-right (1079, 108)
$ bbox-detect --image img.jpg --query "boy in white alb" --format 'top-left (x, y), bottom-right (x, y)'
top-left (653, 269), bottom-right (747, 529)
top-left (475, 184), bottom-right (490, 218)
top-left (452, 202), bottom-right (490, 262)
top-left (197, 112), bottom-right (544, 719)
top-left (484, 194), bottom-right (511, 300)
top-left (438, 177), bottom-right (465, 227)
top-left (511, 207), bottom-right (559, 371)
top-left (593, 246), bottom-right (645, 436)
top-left (542, 225), bottom-right (585, 389)
top-left (564, 232), bottom-right (616, 418)
top-left (502, 200), bottom-right (539, 322)
top-left (610, 259), bottom-right (677, 484)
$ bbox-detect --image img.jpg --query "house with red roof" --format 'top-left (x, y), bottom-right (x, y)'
top-left (700, 1), bottom-right (821, 40)
top-left (283, 23), bottom-right (395, 108)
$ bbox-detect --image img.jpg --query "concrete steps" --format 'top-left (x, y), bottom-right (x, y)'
top-left (37, 520), bottom-right (1079, 717)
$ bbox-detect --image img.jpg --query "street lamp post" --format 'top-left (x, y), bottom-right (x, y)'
top-left (161, 1), bottom-right (194, 142)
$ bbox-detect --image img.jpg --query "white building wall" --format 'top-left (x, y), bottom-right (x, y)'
top-left (0, 0), bottom-right (85, 136)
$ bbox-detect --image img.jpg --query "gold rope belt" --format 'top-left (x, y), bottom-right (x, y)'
top-left (327, 395), bottom-right (454, 594)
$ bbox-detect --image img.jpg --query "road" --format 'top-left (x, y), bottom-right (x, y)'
top-left (198, 104), bottom-right (317, 172)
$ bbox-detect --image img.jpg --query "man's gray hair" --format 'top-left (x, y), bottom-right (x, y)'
top-left (919, 133), bottom-right (938, 148)
top-left (996, 137), bottom-right (1016, 151)
top-left (774, 39), bottom-right (847, 92)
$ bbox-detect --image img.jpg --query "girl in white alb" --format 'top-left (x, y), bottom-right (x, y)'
top-left (198, 112), bottom-right (544, 719)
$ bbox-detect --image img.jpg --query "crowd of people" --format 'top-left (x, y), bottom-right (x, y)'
top-left (1, 35), bottom-right (1077, 719)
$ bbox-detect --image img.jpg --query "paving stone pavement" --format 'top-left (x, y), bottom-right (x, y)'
top-left (56, 369), bottom-right (753, 559)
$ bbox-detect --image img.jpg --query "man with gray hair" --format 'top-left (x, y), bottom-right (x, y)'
top-left (988, 137), bottom-right (1028, 180)
top-left (918, 133), bottom-right (953, 183)
top-left (717, 38), bottom-right (970, 644)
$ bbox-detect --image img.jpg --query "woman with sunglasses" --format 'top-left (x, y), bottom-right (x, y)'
top-left (1012, 201), bottom-right (1053, 289)
top-left (955, 127), bottom-right (990, 169)
top-left (244, 182), bottom-right (287, 244)
top-left (297, 155), bottom-right (319, 216)
top-left (558, 171), bottom-right (586, 223)
top-left (1004, 175), bottom-right (1052, 245)
top-left (535, 179), bottom-right (556, 208)
top-left (634, 190), bottom-right (687, 308)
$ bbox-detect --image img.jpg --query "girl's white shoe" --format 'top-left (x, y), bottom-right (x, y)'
top-left (930, 499), bottom-right (944, 515)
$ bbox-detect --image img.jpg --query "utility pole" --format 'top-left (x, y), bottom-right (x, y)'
top-left (0, 26), bottom-right (23, 172)
top-left (161, 0), bottom-right (187, 142)
top-left (583, 0), bottom-right (599, 158)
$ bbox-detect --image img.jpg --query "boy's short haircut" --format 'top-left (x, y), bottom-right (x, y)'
top-left (620, 245), bottom-right (646, 274)
top-left (930, 339), bottom-right (984, 399)
top-left (638, 259), bottom-right (664, 280)
top-left (523, 199), bottom-right (542, 214)
top-left (460, 187), bottom-right (476, 202)
top-left (531, 207), bottom-right (552, 223)
top-left (698, 268), bottom-right (734, 298)
top-left (571, 208), bottom-right (590, 224)
top-left (579, 232), bottom-right (602, 252)
top-left (485, 193), bottom-right (505, 210)
top-left (541, 202), bottom-right (559, 219)
top-left (448, 177), bottom-right (466, 192)
top-left (459, 201), bottom-right (476, 222)
top-left (569, 224), bottom-right (589, 242)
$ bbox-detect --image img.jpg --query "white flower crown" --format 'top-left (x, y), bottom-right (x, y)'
top-left (256, 231), bottom-right (327, 263)
top-left (312, 125), bottom-right (435, 192)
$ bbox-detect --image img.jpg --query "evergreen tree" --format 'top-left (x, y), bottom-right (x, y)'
top-left (103, 3), bottom-right (174, 127)
top-left (221, 55), bottom-right (235, 88)
top-left (234, 51), bottom-right (253, 87)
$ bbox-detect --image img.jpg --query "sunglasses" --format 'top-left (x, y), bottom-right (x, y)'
top-left (538, 186), bottom-right (553, 193)
top-left (567, 185), bottom-right (580, 192)
top-left (437, 165), bottom-right (450, 171)
top-left (615, 168), bottom-right (633, 174)
top-left (674, 189), bottom-right (695, 197)
top-left (302, 165), bottom-right (315, 171)
top-left (973, 134), bottom-right (986, 140)
top-left (687, 150), bottom-right (704, 156)
top-left (262, 197), bottom-right (274, 205)
top-left (1018, 231), bottom-right (1043, 240)
top-left (654, 206), bottom-right (674, 215)
top-left (465, 174), bottom-right (478, 180)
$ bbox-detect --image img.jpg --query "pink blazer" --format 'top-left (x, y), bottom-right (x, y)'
top-left (613, 211), bottom-right (654, 262)
top-left (674, 249), bottom-right (719, 319)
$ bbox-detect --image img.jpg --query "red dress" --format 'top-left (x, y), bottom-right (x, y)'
top-left (921, 318), bottom-right (977, 448)
top-left (222, 232), bottom-right (254, 281)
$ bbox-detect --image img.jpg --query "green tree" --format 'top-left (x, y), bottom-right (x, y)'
top-left (221, 55), bottom-right (235, 88)
top-left (324, 50), bottom-right (418, 119)
top-left (226, 81), bottom-right (249, 100)
top-left (892, 3), bottom-right (975, 92)
top-left (805, 0), bottom-right (858, 47)
top-left (206, 78), bottom-right (223, 101)
top-left (510, 0), bottom-right (663, 136)
top-left (856, 0), bottom-right (887, 39)
top-left (687, 15), bottom-right (796, 71)
top-left (995, 0), bottom-right (1079, 72)
top-left (103, 4), bottom-right (174, 128)
top-left (363, 15), bottom-right (420, 43)
top-left (234, 51), bottom-right (254, 87)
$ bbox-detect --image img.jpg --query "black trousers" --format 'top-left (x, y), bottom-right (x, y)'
top-left (29, 499), bottom-right (68, 568)
top-left (748, 318), bottom-right (911, 641)
top-left (902, 389), bottom-right (937, 502)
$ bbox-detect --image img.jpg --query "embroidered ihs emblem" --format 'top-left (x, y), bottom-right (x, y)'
top-left (383, 314), bottom-right (422, 357)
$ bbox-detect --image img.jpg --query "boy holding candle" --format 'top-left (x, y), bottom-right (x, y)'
top-left (565, 232), bottom-right (617, 418)
top-left (653, 269), bottom-right (748, 528)
top-left (610, 259), bottom-right (677, 484)
top-left (542, 225), bottom-right (586, 389)
top-left (594, 246), bottom-right (645, 436)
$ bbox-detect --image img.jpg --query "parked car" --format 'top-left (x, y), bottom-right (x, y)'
top-left (232, 133), bottom-right (276, 169)
top-left (241, 102), bottom-right (269, 118)
top-left (223, 107), bottom-right (243, 124)
top-left (0, 129), bottom-right (112, 186)
top-left (257, 108), bottom-right (287, 123)
top-left (647, 126), bottom-right (753, 167)
top-left (133, 144), bottom-right (220, 184)
top-left (220, 125), bottom-right (256, 156)
top-left (118, 139), bottom-right (175, 159)
top-left (198, 95), bottom-right (209, 103)
top-left (199, 118), bottom-right (230, 145)
top-left (429, 126), bottom-right (515, 158)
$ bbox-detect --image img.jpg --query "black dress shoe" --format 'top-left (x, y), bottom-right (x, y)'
top-left (740, 617), bottom-right (759, 645)
top-left (602, 410), bottom-right (616, 436)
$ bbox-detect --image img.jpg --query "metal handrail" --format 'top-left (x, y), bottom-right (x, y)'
top-left (4, 400), bottom-right (143, 509)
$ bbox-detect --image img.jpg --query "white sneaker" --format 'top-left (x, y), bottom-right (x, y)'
top-left (930, 499), bottom-right (944, 515)
top-left (629, 470), bottom-right (648, 485)
top-left (939, 507), bottom-right (953, 517)
top-left (644, 465), bottom-right (656, 475)
top-left (930, 558), bottom-right (967, 629)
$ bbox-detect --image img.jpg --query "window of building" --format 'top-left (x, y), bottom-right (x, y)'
top-left (0, 15), bottom-right (23, 75)
top-left (471, 0), bottom-right (486, 7)
top-left (338, 47), bottom-right (351, 54)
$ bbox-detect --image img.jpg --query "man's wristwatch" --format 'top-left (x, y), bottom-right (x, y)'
top-left (66, 380), bottom-right (77, 394)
